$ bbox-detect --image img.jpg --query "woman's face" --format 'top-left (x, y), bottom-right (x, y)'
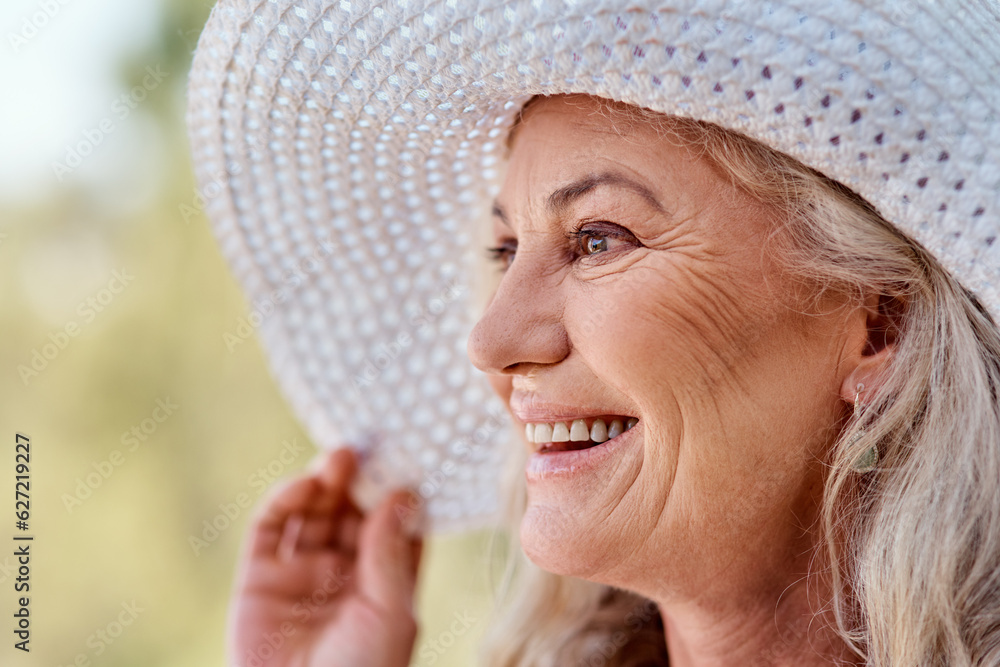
top-left (466, 94), bottom-right (862, 600)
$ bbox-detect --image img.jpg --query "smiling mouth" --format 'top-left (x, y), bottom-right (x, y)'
top-left (527, 416), bottom-right (638, 454)
top-left (539, 440), bottom-right (606, 453)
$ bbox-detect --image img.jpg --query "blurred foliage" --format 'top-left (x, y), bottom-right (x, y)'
top-left (0, 0), bottom-right (498, 665)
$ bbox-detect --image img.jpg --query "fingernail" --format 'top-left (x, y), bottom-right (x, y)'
top-left (394, 490), bottom-right (423, 538)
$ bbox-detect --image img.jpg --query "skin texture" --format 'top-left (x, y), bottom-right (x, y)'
top-left (229, 93), bottom-right (892, 666)
top-left (466, 94), bottom-right (890, 665)
top-left (228, 448), bottom-right (423, 667)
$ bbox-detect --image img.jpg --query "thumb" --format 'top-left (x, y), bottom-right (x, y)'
top-left (356, 489), bottom-right (423, 615)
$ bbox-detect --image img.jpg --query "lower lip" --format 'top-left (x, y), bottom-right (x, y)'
top-left (525, 421), bottom-right (641, 481)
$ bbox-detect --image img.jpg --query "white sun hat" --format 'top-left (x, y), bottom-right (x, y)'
top-left (186, 0), bottom-right (1000, 533)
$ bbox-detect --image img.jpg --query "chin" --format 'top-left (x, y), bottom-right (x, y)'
top-left (519, 503), bottom-right (612, 579)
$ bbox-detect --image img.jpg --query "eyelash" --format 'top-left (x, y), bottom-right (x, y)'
top-left (484, 222), bottom-right (632, 272)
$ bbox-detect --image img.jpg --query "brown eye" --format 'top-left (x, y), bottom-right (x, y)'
top-left (568, 223), bottom-right (636, 260)
top-left (580, 233), bottom-right (609, 255)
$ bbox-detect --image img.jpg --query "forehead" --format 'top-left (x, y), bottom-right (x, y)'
top-left (498, 94), bottom-right (713, 212)
top-left (493, 94), bottom-right (778, 245)
top-left (508, 94), bottom-right (664, 148)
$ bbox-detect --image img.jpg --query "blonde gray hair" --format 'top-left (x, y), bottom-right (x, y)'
top-left (477, 94), bottom-right (1000, 666)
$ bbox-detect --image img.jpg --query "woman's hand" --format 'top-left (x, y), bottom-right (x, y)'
top-left (227, 447), bottom-right (423, 667)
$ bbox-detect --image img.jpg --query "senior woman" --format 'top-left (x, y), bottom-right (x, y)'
top-left (187, 0), bottom-right (1000, 665)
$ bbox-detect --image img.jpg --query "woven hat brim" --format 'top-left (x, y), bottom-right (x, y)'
top-left (187, 0), bottom-right (1000, 532)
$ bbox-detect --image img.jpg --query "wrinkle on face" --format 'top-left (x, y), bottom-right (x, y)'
top-left (467, 94), bottom-right (857, 605)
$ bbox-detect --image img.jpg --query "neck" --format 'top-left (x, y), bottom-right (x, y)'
top-left (655, 565), bottom-right (861, 667)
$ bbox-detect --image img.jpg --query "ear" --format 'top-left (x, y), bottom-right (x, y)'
top-left (840, 292), bottom-right (901, 404)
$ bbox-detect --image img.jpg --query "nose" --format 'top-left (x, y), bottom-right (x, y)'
top-left (466, 258), bottom-right (570, 376)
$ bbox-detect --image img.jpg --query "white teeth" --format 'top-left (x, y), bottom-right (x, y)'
top-left (551, 422), bottom-right (570, 442)
top-left (532, 423), bottom-right (553, 444)
top-left (590, 419), bottom-right (608, 443)
top-left (569, 419), bottom-right (590, 441)
top-left (526, 417), bottom-right (637, 445)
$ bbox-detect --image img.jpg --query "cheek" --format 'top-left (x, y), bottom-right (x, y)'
top-left (565, 259), bottom-right (765, 397)
top-left (647, 222), bottom-right (807, 391)
top-left (564, 274), bottom-right (668, 384)
top-left (561, 254), bottom-right (789, 489)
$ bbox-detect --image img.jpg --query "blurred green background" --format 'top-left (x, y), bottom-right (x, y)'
top-left (0, 0), bottom-right (496, 664)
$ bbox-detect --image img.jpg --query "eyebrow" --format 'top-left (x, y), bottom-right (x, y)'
top-left (491, 171), bottom-right (666, 227)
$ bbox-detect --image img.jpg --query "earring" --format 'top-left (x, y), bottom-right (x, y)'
top-left (849, 382), bottom-right (878, 473)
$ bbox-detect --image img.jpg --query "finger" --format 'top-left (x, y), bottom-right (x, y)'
top-left (290, 449), bottom-right (361, 550)
top-left (409, 537), bottom-right (423, 580)
top-left (336, 509), bottom-right (361, 555)
top-left (356, 489), bottom-right (422, 615)
top-left (239, 548), bottom-right (353, 595)
top-left (310, 447), bottom-right (359, 517)
top-left (276, 513), bottom-right (305, 562)
top-left (293, 503), bottom-right (361, 553)
top-left (247, 474), bottom-right (324, 558)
